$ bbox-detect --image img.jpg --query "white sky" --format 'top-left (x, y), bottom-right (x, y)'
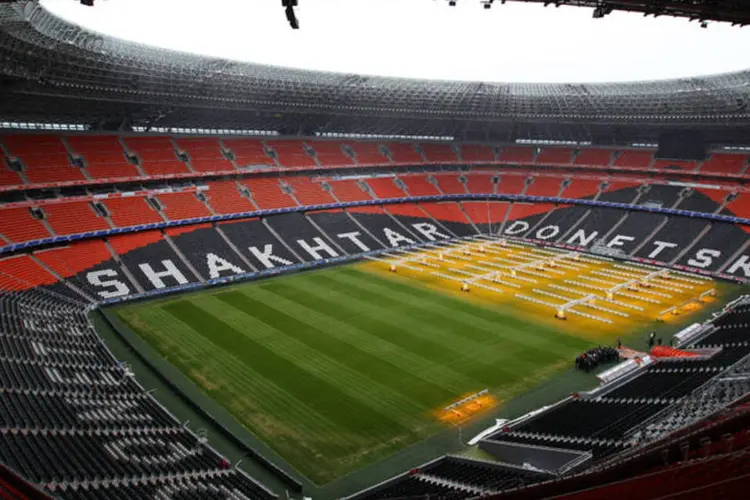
top-left (41, 0), bottom-right (750, 83)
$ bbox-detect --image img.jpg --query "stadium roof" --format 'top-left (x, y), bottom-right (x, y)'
top-left (0, 1), bottom-right (749, 144)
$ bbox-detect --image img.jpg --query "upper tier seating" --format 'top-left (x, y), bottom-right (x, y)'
top-left (103, 196), bottom-right (164, 227)
top-left (0, 207), bottom-right (52, 243)
top-left (66, 136), bottom-right (139, 180)
top-left (203, 180), bottom-right (255, 214)
top-left (384, 143), bottom-right (424, 163)
top-left (3, 135), bottom-right (84, 184)
top-left (310, 141), bottom-right (353, 167)
top-left (156, 192), bottom-right (212, 221)
top-left (174, 137), bottom-right (234, 173)
top-left (241, 177), bottom-right (296, 209)
top-left (0, 164), bottom-right (23, 187)
top-left (347, 142), bottom-right (389, 164)
top-left (266, 140), bottom-right (317, 168)
top-left (613, 150), bottom-right (654, 169)
top-left (123, 137), bottom-right (189, 176)
top-left (460, 144), bottom-right (495, 162)
top-left (574, 148), bottom-right (614, 167)
top-left (498, 146), bottom-right (535, 164)
top-left (222, 138), bottom-right (272, 166)
top-left (700, 153), bottom-right (748, 175)
top-left (420, 143), bottom-right (458, 162)
top-left (536, 147), bottom-right (573, 165)
top-left (43, 201), bottom-right (111, 236)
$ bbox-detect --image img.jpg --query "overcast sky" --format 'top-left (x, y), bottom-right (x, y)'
top-left (41, 0), bottom-right (750, 83)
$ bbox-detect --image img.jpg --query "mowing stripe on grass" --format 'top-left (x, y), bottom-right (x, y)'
top-left (162, 300), bottom-right (409, 437)
top-left (262, 280), bottom-right (514, 388)
top-left (327, 270), bottom-right (590, 354)
top-left (217, 290), bottom-right (456, 406)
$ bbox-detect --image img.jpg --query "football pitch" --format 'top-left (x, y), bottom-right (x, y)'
top-left (113, 258), bottom-right (724, 485)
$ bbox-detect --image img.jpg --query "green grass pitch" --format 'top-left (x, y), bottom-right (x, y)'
top-left (115, 265), bottom-right (594, 484)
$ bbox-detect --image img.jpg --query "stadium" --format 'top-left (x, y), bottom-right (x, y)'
top-left (1, 0), bottom-right (750, 498)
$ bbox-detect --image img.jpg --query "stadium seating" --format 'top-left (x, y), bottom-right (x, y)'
top-left (419, 202), bottom-right (477, 237)
top-left (174, 137), bottom-right (235, 172)
top-left (285, 176), bottom-right (337, 205)
top-left (536, 147), bottom-right (573, 165)
top-left (461, 201), bottom-right (511, 233)
top-left (613, 150), bottom-right (654, 169)
top-left (574, 148), bottom-right (614, 167)
top-left (399, 174), bottom-right (440, 196)
top-left (384, 142), bottom-right (423, 163)
top-left (241, 177), bottom-right (297, 209)
top-left (498, 146), bottom-right (535, 164)
top-left (310, 141), bottom-right (353, 167)
top-left (222, 138), bottom-right (272, 167)
top-left (652, 159), bottom-right (700, 172)
top-left (218, 218), bottom-right (301, 269)
top-left (2, 135), bottom-right (84, 184)
top-left (103, 196), bottom-right (164, 227)
top-left (560, 178), bottom-right (602, 199)
top-left (166, 224), bottom-right (249, 279)
top-left (123, 136), bottom-right (190, 176)
top-left (266, 140), bottom-right (317, 168)
top-left (43, 201), bottom-right (111, 236)
top-left (460, 144), bottom-right (495, 162)
top-left (466, 173), bottom-right (496, 194)
top-left (156, 191), bottom-right (212, 221)
top-left (347, 142), bottom-right (389, 165)
top-left (0, 207), bottom-right (52, 243)
top-left (364, 177), bottom-right (407, 199)
top-left (524, 176), bottom-right (564, 197)
top-left (0, 164), bottom-right (23, 187)
top-left (0, 255), bottom-right (57, 291)
top-left (307, 209), bottom-right (384, 254)
top-left (420, 142), bottom-right (458, 162)
top-left (434, 173), bottom-right (467, 194)
top-left (327, 178), bottom-right (373, 202)
top-left (701, 152), bottom-right (749, 175)
top-left (66, 135), bottom-right (139, 180)
top-left (497, 174), bottom-right (528, 195)
top-left (203, 179), bottom-right (256, 214)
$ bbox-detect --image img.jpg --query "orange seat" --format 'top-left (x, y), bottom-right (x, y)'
top-left (420, 143), bottom-right (457, 162)
top-left (223, 138), bottom-right (272, 167)
top-left (266, 140), bottom-right (317, 168)
top-left (465, 174), bottom-right (495, 194)
top-left (536, 147), bottom-right (573, 165)
top-left (0, 255), bottom-right (57, 291)
top-left (434, 174), bottom-right (466, 195)
top-left (203, 180), bottom-right (255, 214)
top-left (104, 197), bottom-right (163, 227)
top-left (574, 148), bottom-right (614, 167)
top-left (66, 135), bottom-right (139, 180)
top-left (44, 201), bottom-right (110, 236)
top-left (309, 141), bottom-right (353, 167)
top-left (384, 143), bottom-right (423, 163)
top-left (702, 153), bottom-right (748, 175)
top-left (156, 192), bottom-right (212, 221)
top-left (241, 178), bottom-right (296, 209)
top-left (497, 174), bottom-right (528, 195)
top-left (3, 135), bottom-right (85, 184)
top-left (0, 207), bottom-right (52, 243)
top-left (525, 176), bottom-right (564, 197)
top-left (35, 240), bottom-right (113, 278)
top-left (400, 175), bottom-right (440, 196)
top-left (328, 179), bottom-right (372, 202)
top-left (614, 150), bottom-right (654, 169)
top-left (498, 146), bottom-right (535, 164)
top-left (124, 137), bottom-right (190, 176)
top-left (460, 144), bottom-right (495, 162)
top-left (175, 137), bottom-right (234, 173)
top-left (365, 177), bottom-right (407, 199)
top-left (285, 177), bottom-right (336, 205)
top-left (347, 142), bottom-right (389, 165)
